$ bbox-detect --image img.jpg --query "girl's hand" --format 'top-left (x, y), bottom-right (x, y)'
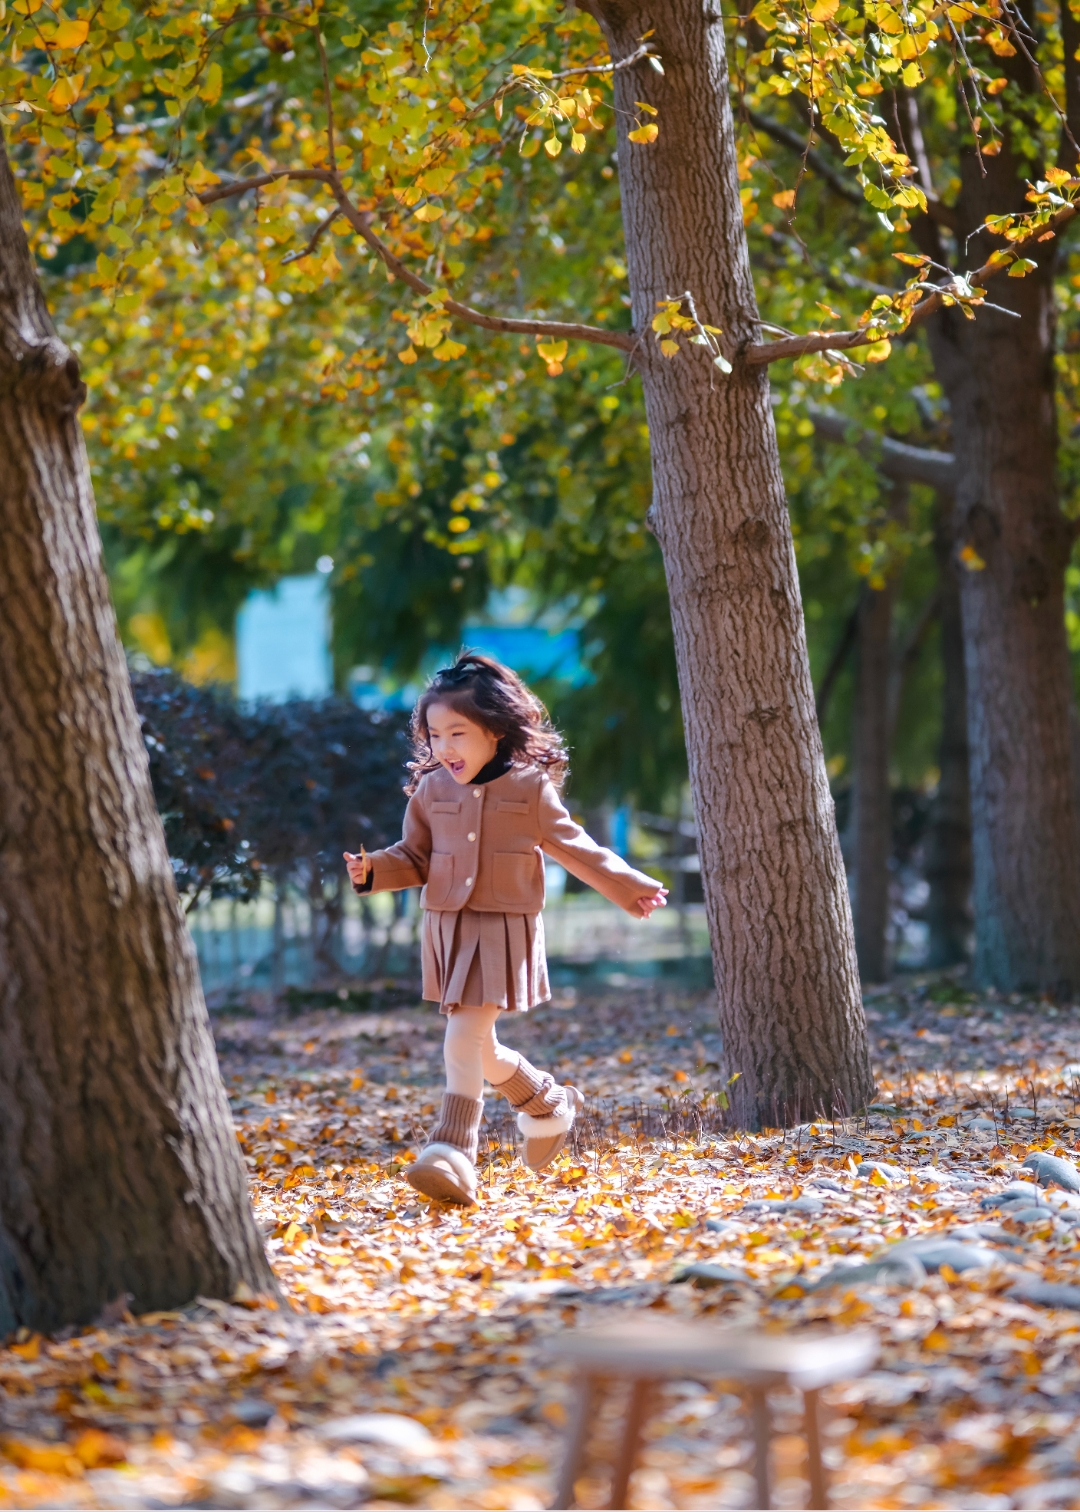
top-left (343, 848), bottom-right (370, 887)
top-left (632, 886), bottom-right (668, 919)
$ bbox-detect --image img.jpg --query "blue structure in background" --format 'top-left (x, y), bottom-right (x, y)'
top-left (236, 572), bottom-right (332, 703)
top-left (457, 623), bottom-right (584, 684)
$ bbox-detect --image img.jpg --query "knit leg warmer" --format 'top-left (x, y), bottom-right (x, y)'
top-left (426, 1092), bottom-right (483, 1163)
top-left (496, 1055), bottom-right (568, 1121)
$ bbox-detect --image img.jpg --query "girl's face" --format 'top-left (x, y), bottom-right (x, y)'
top-left (425, 701), bottom-right (500, 784)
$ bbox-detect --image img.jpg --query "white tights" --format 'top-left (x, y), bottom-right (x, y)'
top-left (443, 1003), bottom-right (519, 1100)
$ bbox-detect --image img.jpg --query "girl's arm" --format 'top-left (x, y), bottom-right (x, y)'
top-left (344, 789), bottom-right (432, 894)
top-left (537, 781), bottom-right (667, 918)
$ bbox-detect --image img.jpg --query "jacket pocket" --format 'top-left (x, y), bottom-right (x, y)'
top-left (496, 800), bottom-right (529, 814)
top-left (426, 851), bottom-right (455, 907)
top-left (492, 851), bottom-right (539, 906)
top-left (431, 801), bottom-right (461, 814)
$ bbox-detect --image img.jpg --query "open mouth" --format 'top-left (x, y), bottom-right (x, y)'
top-left (447, 759), bottom-right (466, 776)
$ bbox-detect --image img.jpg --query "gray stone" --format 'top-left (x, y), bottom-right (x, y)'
top-left (805, 1255), bottom-right (927, 1291)
top-left (912, 1167), bottom-right (959, 1186)
top-left (673, 1262), bottom-right (752, 1289)
top-left (948, 1222), bottom-right (1027, 1248)
top-left (1024, 1153), bottom-right (1080, 1192)
top-left (857, 1161), bottom-right (906, 1182)
top-left (885, 1237), bottom-right (1000, 1273)
top-left (809, 1177), bottom-right (845, 1193)
top-left (705, 1217), bottom-right (732, 1233)
top-left (320, 1413), bottom-right (434, 1451)
top-left (1008, 1206), bottom-right (1061, 1226)
top-left (741, 1196), bottom-right (825, 1216)
top-left (228, 1397), bottom-right (275, 1428)
top-left (1008, 1281), bottom-right (1080, 1311)
top-left (982, 1182), bottom-right (1044, 1210)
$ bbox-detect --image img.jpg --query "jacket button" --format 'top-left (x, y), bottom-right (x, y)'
top-left (465, 876), bottom-right (473, 886)
top-left (467, 832), bottom-right (476, 842)
top-left (473, 787), bottom-right (481, 797)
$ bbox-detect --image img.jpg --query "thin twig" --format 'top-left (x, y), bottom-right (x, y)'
top-left (744, 193), bottom-right (1080, 365)
top-left (747, 109), bottom-right (864, 206)
top-left (316, 27), bottom-right (336, 172)
top-left (281, 208), bottom-right (342, 265)
top-left (549, 41), bottom-right (658, 80)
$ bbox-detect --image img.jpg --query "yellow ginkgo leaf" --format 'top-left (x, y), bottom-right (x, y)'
top-left (199, 61), bottom-right (222, 105)
top-left (772, 189), bottom-right (796, 210)
top-left (570, 131), bottom-right (586, 153)
top-left (536, 339), bottom-right (568, 362)
top-left (414, 203), bottom-right (445, 222)
top-left (397, 346), bottom-right (418, 365)
top-left (434, 338), bottom-right (466, 361)
top-left (810, 0), bottom-right (839, 20)
top-left (544, 136), bottom-right (562, 157)
top-left (660, 338), bottom-right (680, 357)
top-left (47, 72), bottom-right (83, 111)
top-left (52, 17), bottom-right (89, 48)
top-left (860, 337), bottom-right (892, 362)
top-left (628, 123), bottom-right (659, 144)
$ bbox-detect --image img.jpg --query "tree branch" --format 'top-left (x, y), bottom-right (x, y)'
top-left (743, 195), bottom-right (1080, 365)
top-left (198, 168), bottom-right (331, 205)
top-left (198, 169), bottom-right (634, 352)
top-left (816, 590), bottom-right (865, 725)
top-left (550, 41), bottom-right (658, 79)
top-left (316, 27), bottom-right (337, 172)
top-left (1060, 0), bottom-right (1080, 170)
top-left (808, 405), bottom-right (956, 492)
top-left (887, 585), bottom-right (940, 742)
top-left (280, 207), bottom-right (341, 266)
top-left (747, 109), bottom-right (864, 207)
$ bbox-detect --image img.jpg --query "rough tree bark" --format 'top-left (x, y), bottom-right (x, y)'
top-left (587, 0), bottom-right (874, 1127)
top-left (900, 30), bottom-right (1080, 993)
top-left (810, 416), bottom-right (972, 969)
top-left (0, 134), bottom-right (274, 1332)
top-left (924, 496), bottom-right (972, 968)
top-left (918, 147), bottom-right (1080, 993)
top-left (851, 578), bottom-right (895, 983)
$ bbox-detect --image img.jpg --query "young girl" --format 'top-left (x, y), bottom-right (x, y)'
top-left (344, 652), bottom-right (666, 1206)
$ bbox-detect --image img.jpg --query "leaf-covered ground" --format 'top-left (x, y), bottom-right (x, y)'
top-left (5, 981), bottom-right (1080, 1510)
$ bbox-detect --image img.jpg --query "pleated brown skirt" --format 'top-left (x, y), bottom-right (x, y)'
top-left (422, 907), bottom-right (550, 1015)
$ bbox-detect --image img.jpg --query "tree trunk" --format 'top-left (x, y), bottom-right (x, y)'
top-left (0, 135), bottom-right (274, 1332)
top-left (921, 143), bottom-right (1080, 994)
top-left (589, 0), bottom-right (873, 1128)
top-left (851, 581), bottom-right (895, 983)
top-left (924, 497), bottom-right (972, 969)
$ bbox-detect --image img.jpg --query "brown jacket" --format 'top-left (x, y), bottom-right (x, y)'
top-left (362, 764), bottom-right (659, 914)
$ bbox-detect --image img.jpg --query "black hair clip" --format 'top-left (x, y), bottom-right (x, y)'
top-left (434, 661), bottom-right (474, 684)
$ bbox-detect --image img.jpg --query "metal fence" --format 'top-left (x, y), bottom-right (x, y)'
top-left (187, 859), bottom-right (716, 1003)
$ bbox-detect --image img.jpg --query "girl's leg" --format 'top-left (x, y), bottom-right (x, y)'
top-left (443, 1003), bottom-right (511, 1097)
top-left (406, 1006), bottom-right (495, 1206)
top-left (482, 1014), bottom-right (583, 1171)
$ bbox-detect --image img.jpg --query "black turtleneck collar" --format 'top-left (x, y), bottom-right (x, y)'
top-left (473, 750), bottom-right (512, 785)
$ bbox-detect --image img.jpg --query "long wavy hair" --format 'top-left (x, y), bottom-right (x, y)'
top-left (405, 651), bottom-right (568, 795)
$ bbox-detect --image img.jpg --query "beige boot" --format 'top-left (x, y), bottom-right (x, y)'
top-left (407, 1092), bottom-right (482, 1205)
top-left (498, 1059), bottom-right (585, 1172)
top-left (519, 1085), bottom-right (584, 1171)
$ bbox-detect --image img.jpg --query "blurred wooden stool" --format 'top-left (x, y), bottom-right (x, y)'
top-left (547, 1318), bottom-right (877, 1510)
